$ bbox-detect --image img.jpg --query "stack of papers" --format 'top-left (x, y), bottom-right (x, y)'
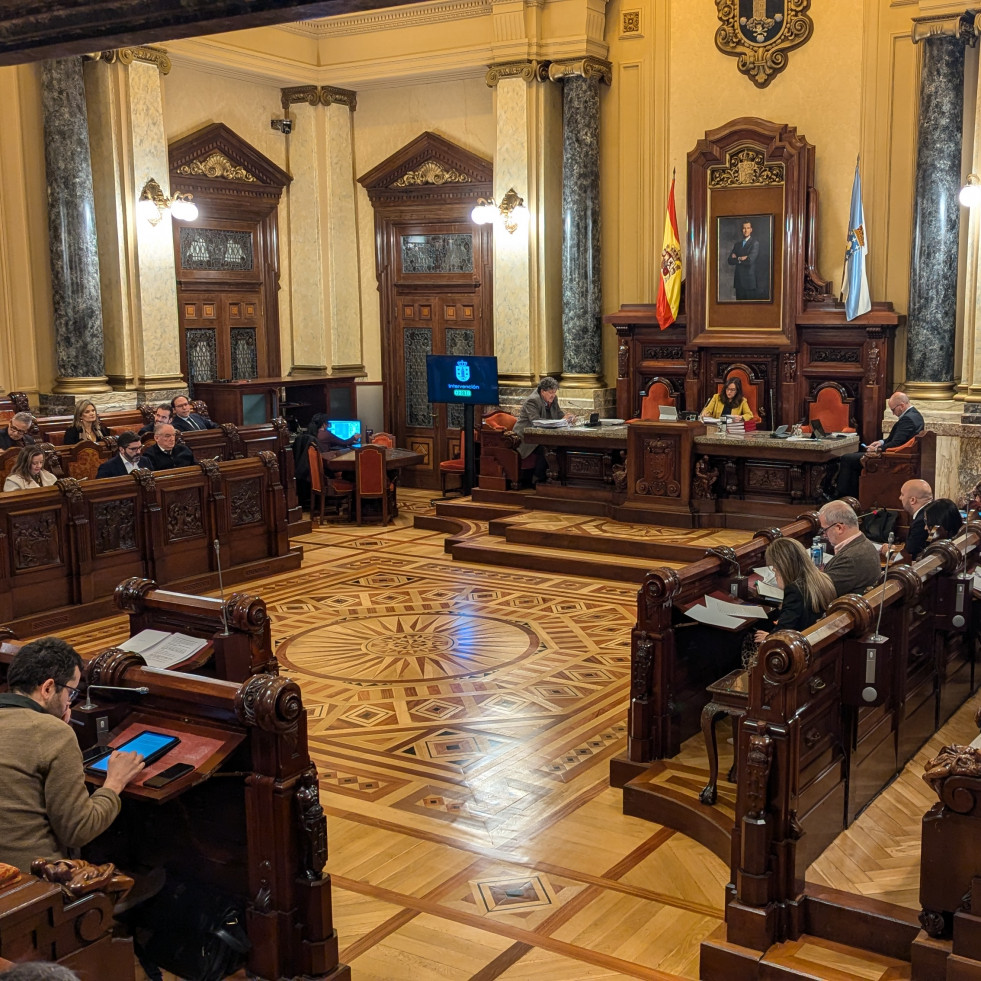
top-left (753, 566), bottom-right (784, 601)
top-left (686, 595), bottom-right (768, 629)
top-left (119, 629), bottom-right (209, 669)
top-left (533, 418), bottom-right (570, 429)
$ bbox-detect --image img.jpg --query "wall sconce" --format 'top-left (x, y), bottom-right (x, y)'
top-left (471, 187), bottom-right (528, 234)
top-left (960, 173), bottom-right (981, 208)
top-left (138, 178), bottom-right (199, 226)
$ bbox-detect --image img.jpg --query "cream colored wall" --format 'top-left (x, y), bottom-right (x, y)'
top-left (600, 0), bottom-right (921, 392)
top-left (350, 76), bottom-right (495, 381)
top-left (0, 63), bottom-right (55, 398)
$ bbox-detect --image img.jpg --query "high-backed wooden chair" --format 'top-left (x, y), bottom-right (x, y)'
top-left (859, 429), bottom-right (936, 511)
top-left (307, 443), bottom-right (352, 524)
top-left (629, 377), bottom-right (678, 423)
top-left (801, 381), bottom-right (856, 435)
top-left (715, 364), bottom-right (763, 424)
top-left (438, 428), bottom-right (468, 497)
top-left (477, 412), bottom-right (520, 490)
top-left (370, 432), bottom-right (395, 447)
top-left (355, 444), bottom-right (389, 524)
top-left (60, 440), bottom-right (109, 480)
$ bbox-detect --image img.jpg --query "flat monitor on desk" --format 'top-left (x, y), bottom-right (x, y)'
top-left (326, 419), bottom-right (362, 446)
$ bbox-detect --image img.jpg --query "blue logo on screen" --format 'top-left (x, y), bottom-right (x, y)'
top-left (455, 360), bottom-right (471, 382)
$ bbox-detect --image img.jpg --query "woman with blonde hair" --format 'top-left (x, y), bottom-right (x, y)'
top-left (754, 537), bottom-right (836, 642)
top-left (62, 400), bottom-right (105, 444)
top-left (3, 446), bottom-right (56, 491)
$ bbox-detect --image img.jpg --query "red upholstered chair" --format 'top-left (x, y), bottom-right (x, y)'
top-left (370, 432), bottom-right (395, 447)
top-left (438, 428), bottom-right (468, 497)
top-left (716, 365), bottom-right (762, 424)
top-left (307, 444), bottom-right (353, 524)
top-left (478, 412), bottom-right (520, 490)
top-left (355, 444), bottom-right (389, 524)
top-left (628, 378), bottom-right (678, 423)
top-left (801, 382), bottom-right (856, 434)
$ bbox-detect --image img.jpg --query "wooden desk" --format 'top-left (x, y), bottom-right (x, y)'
top-left (328, 448), bottom-right (424, 518)
top-left (192, 374), bottom-right (358, 429)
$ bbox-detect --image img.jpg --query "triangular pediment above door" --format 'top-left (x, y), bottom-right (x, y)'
top-left (358, 131), bottom-right (492, 205)
top-left (169, 122), bottom-right (291, 193)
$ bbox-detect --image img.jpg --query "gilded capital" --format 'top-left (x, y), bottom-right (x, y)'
top-left (98, 46), bottom-right (171, 74)
top-left (484, 61), bottom-right (545, 87)
top-left (281, 85), bottom-right (319, 111)
top-left (911, 12), bottom-right (977, 46)
top-left (547, 57), bottom-right (613, 85)
top-left (320, 86), bottom-right (357, 111)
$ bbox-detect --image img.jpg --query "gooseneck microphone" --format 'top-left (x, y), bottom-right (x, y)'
top-left (214, 538), bottom-right (230, 636)
top-left (872, 531), bottom-right (895, 642)
top-left (81, 685), bottom-right (150, 711)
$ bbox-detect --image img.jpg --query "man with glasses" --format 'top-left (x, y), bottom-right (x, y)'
top-left (0, 411), bottom-right (36, 450)
top-left (141, 423), bottom-right (196, 471)
top-left (818, 500), bottom-right (881, 596)
top-left (0, 637), bottom-right (144, 873)
top-left (170, 395), bottom-right (217, 432)
top-left (96, 431), bottom-right (144, 478)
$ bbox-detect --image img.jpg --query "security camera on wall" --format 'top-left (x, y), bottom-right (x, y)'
top-left (270, 118), bottom-right (293, 135)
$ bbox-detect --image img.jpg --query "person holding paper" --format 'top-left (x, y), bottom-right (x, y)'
top-left (701, 377), bottom-right (753, 422)
top-left (513, 377), bottom-right (575, 485)
top-left (0, 637), bottom-right (144, 873)
top-left (754, 538), bottom-right (836, 643)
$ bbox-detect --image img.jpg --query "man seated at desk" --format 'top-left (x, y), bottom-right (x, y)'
top-left (0, 637), bottom-right (144, 873)
top-left (835, 391), bottom-right (923, 499)
top-left (817, 500), bottom-right (881, 595)
top-left (170, 395), bottom-right (217, 432)
top-left (0, 412), bottom-right (36, 450)
top-left (139, 404), bottom-right (172, 436)
top-left (96, 431), bottom-right (143, 478)
top-left (141, 424), bottom-right (196, 471)
top-left (701, 377), bottom-right (753, 422)
top-left (513, 377), bottom-right (576, 485)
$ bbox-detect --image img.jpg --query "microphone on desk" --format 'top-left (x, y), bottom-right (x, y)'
top-left (80, 685), bottom-right (150, 711)
top-left (872, 531), bottom-right (894, 642)
top-left (214, 538), bottom-right (230, 636)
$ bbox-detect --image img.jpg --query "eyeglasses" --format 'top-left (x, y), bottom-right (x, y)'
top-left (8, 424), bottom-right (30, 435)
top-left (57, 682), bottom-right (81, 704)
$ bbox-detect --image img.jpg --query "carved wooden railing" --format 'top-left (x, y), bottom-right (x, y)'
top-left (615, 511), bottom-right (821, 775)
top-left (0, 455), bottom-right (299, 635)
top-left (723, 528), bottom-right (981, 955)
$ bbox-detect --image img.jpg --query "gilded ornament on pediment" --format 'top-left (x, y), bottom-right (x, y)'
top-left (708, 148), bottom-right (784, 188)
top-left (715, 0), bottom-right (813, 89)
top-left (176, 153), bottom-right (258, 183)
top-left (391, 160), bottom-right (472, 188)
top-left (484, 61), bottom-right (541, 86)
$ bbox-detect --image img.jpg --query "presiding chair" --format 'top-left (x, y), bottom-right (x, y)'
top-left (307, 443), bottom-right (353, 524)
top-left (715, 364), bottom-right (763, 424)
top-left (355, 444), bottom-right (390, 524)
top-left (801, 381), bottom-right (856, 435)
top-left (628, 377), bottom-right (679, 423)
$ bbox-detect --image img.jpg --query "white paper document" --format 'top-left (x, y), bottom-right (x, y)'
top-left (684, 604), bottom-right (747, 630)
top-left (755, 580), bottom-right (785, 601)
top-left (120, 628), bottom-right (209, 669)
top-left (533, 418), bottom-right (570, 428)
top-left (704, 595), bottom-right (767, 619)
top-left (657, 406), bottom-right (678, 421)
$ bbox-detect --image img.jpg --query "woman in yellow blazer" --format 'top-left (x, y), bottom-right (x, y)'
top-left (701, 377), bottom-right (753, 421)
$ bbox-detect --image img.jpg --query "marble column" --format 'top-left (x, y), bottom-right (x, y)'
top-left (84, 46), bottom-right (183, 404)
top-left (40, 57), bottom-right (110, 394)
top-left (282, 85), bottom-right (363, 375)
top-left (906, 14), bottom-right (975, 401)
top-left (549, 59), bottom-right (611, 389)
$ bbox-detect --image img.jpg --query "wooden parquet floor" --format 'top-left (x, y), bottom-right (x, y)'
top-left (55, 491), bottom-right (978, 980)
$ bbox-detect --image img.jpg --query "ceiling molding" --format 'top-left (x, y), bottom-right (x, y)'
top-left (280, 0), bottom-right (491, 37)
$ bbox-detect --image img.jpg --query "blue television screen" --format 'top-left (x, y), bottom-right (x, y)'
top-left (326, 420), bottom-right (362, 446)
top-left (426, 355), bottom-right (499, 405)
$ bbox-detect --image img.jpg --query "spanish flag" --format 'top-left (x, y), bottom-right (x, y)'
top-left (656, 172), bottom-right (682, 330)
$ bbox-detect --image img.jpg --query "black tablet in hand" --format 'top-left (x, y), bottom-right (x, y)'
top-left (85, 730), bottom-right (180, 774)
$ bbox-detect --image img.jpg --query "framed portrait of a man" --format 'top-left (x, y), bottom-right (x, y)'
top-left (716, 214), bottom-right (773, 303)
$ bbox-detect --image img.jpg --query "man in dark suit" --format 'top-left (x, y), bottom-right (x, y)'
top-left (139, 404), bottom-right (172, 436)
top-left (141, 424), bottom-right (196, 471)
top-left (96, 431), bottom-right (143, 478)
top-left (883, 479), bottom-right (932, 562)
top-left (727, 220), bottom-right (760, 299)
top-left (171, 395), bottom-right (217, 432)
top-left (0, 412), bottom-right (36, 450)
top-left (835, 391), bottom-right (924, 499)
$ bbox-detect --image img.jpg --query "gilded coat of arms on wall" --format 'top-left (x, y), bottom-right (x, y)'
top-left (715, 0), bottom-right (814, 89)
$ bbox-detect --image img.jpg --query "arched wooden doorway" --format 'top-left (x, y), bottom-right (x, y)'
top-left (359, 133), bottom-right (493, 490)
top-left (169, 124), bottom-right (291, 390)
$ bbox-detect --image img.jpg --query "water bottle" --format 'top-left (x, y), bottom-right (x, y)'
top-left (810, 534), bottom-right (824, 567)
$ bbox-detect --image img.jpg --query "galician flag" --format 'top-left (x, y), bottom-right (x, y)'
top-left (842, 159), bottom-right (871, 321)
top-left (656, 172), bottom-right (682, 330)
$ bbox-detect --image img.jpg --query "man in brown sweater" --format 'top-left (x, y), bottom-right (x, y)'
top-left (0, 637), bottom-right (145, 873)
